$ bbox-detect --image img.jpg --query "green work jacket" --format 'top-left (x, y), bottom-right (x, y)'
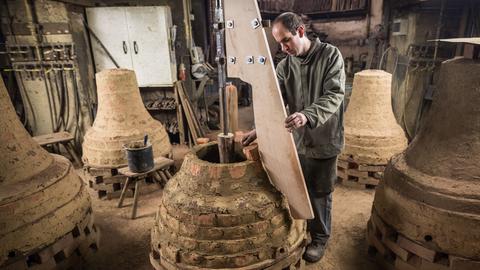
top-left (276, 39), bottom-right (345, 159)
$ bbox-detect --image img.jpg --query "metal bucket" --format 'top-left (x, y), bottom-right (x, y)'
top-left (124, 141), bottom-right (154, 173)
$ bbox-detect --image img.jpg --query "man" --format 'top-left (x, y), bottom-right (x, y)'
top-left (242, 12), bottom-right (345, 263)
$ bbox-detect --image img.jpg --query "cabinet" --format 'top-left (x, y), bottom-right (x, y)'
top-left (86, 6), bottom-right (177, 87)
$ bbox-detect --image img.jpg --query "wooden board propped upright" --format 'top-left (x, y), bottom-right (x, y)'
top-left (224, 0), bottom-right (314, 219)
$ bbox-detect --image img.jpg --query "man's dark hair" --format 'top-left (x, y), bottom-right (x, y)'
top-left (273, 12), bottom-right (304, 35)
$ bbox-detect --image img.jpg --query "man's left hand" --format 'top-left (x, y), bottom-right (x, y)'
top-left (285, 112), bottom-right (308, 132)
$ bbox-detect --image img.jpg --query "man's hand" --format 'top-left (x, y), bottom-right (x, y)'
top-left (285, 112), bottom-right (308, 132)
top-left (242, 129), bottom-right (257, 146)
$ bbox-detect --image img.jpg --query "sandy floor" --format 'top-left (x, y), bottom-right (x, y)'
top-left (81, 105), bottom-right (380, 269)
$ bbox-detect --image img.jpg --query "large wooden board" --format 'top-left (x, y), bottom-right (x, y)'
top-left (224, 0), bottom-right (314, 219)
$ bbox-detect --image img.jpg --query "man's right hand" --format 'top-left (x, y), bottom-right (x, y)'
top-left (242, 129), bottom-right (257, 146)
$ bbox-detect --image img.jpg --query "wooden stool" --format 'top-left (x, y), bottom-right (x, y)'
top-left (117, 157), bottom-right (174, 219)
top-left (33, 131), bottom-right (82, 167)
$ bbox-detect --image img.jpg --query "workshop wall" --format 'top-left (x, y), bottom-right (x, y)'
top-left (384, 0), bottom-right (477, 140)
top-left (310, 0), bottom-right (384, 73)
top-left (0, 0), bottom-right (95, 150)
top-left (258, 0), bottom-right (384, 77)
top-left (0, 0), bottom-right (194, 150)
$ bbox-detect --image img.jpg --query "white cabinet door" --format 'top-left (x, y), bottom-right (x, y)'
top-left (86, 7), bottom-right (134, 70)
top-left (126, 7), bottom-right (176, 87)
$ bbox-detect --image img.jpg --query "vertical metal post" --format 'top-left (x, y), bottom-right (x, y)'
top-left (214, 0), bottom-right (234, 163)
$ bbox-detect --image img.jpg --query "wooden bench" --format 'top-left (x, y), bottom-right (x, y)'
top-left (117, 157), bottom-right (174, 219)
top-left (33, 131), bottom-right (82, 167)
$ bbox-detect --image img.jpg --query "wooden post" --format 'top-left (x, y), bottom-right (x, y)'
top-left (131, 180), bottom-right (141, 219)
top-left (220, 83), bottom-right (238, 133)
top-left (174, 82), bottom-right (185, 145)
top-left (218, 133), bottom-right (234, 163)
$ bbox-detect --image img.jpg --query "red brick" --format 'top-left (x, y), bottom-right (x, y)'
top-left (195, 213), bottom-right (217, 226)
top-left (242, 143), bottom-right (260, 161)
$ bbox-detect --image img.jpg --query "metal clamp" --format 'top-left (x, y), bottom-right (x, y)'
top-left (226, 20), bottom-right (234, 29)
top-left (251, 18), bottom-right (261, 29)
top-left (246, 56), bottom-right (254, 64)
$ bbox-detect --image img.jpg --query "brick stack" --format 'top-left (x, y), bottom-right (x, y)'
top-left (82, 69), bottom-right (172, 199)
top-left (340, 70), bottom-right (407, 188)
top-left (0, 78), bottom-right (99, 269)
top-left (367, 58), bottom-right (480, 269)
top-left (150, 143), bottom-right (307, 269)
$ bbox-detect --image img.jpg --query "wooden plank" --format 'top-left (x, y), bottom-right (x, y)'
top-left (51, 0), bottom-right (96, 7)
top-left (181, 82), bottom-right (204, 138)
top-left (176, 81), bottom-right (204, 140)
top-left (175, 82), bottom-right (199, 141)
top-left (395, 256), bottom-right (422, 270)
top-left (118, 156), bottom-right (174, 177)
top-left (346, 169), bottom-right (368, 178)
top-left (337, 169), bottom-right (347, 180)
top-left (225, 0), bottom-right (313, 219)
top-left (421, 258), bottom-right (450, 270)
top-left (174, 82), bottom-right (186, 145)
top-left (449, 256), bottom-right (480, 270)
top-left (371, 211), bottom-right (394, 239)
top-left (397, 235), bottom-right (436, 262)
top-left (367, 220), bottom-right (387, 255)
top-left (358, 176), bottom-right (380, 186)
top-left (337, 159), bottom-right (349, 169)
top-left (33, 131), bottom-right (74, 146)
top-left (358, 164), bottom-right (385, 172)
top-left (384, 237), bottom-right (411, 261)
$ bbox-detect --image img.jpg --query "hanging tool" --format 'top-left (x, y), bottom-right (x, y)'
top-left (214, 0), bottom-right (234, 163)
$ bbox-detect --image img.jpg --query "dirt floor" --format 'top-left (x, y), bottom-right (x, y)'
top-left (81, 106), bottom-right (380, 270)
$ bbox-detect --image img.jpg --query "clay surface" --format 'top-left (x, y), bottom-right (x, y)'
top-left (82, 69), bottom-right (171, 167)
top-left (151, 143), bottom-right (306, 269)
top-left (0, 78), bottom-right (97, 268)
top-left (370, 58), bottom-right (480, 266)
top-left (342, 70), bottom-right (407, 165)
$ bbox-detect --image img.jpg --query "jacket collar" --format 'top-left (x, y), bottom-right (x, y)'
top-left (293, 38), bottom-right (321, 65)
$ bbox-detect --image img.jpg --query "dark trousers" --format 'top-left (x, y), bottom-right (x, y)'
top-left (298, 155), bottom-right (337, 245)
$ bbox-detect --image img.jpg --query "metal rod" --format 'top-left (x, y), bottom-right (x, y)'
top-left (214, 0), bottom-right (228, 136)
top-left (214, 0), bottom-right (234, 163)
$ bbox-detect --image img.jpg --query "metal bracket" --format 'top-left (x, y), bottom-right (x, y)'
top-left (246, 56), bottom-right (254, 64)
top-left (228, 56), bottom-right (236, 64)
top-left (251, 18), bottom-right (261, 29)
top-left (257, 56), bottom-right (267, 65)
top-left (226, 20), bottom-right (234, 29)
